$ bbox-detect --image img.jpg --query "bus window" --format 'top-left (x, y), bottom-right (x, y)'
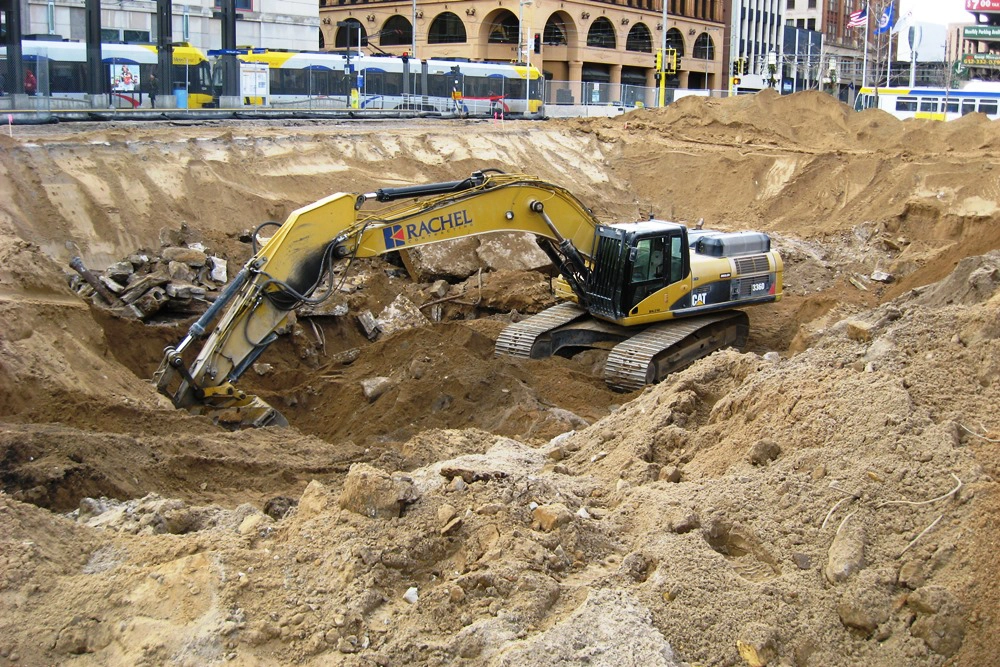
top-left (895, 97), bottom-right (918, 112)
top-left (918, 98), bottom-right (938, 113)
top-left (962, 99), bottom-right (977, 116)
top-left (978, 99), bottom-right (998, 116)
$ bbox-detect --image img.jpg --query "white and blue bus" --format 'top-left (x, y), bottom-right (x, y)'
top-left (853, 84), bottom-right (1000, 121)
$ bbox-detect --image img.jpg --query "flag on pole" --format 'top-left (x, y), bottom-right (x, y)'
top-left (890, 10), bottom-right (912, 35)
top-left (847, 5), bottom-right (869, 28)
top-left (874, 4), bottom-right (895, 35)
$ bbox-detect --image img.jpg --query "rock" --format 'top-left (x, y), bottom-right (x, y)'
top-left (120, 270), bottom-right (170, 304)
top-left (105, 261), bottom-right (134, 282)
top-left (208, 256), bottom-right (228, 283)
top-left (98, 275), bottom-right (124, 294)
top-left (167, 260), bottom-right (196, 282)
top-left (357, 310), bottom-right (379, 339)
top-left (824, 520), bottom-right (867, 584)
top-left (907, 585), bottom-right (966, 657)
top-left (161, 246), bottom-right (208, 267)
top-left (792, 552), bottom-right (811, 570)
top-left (404, 238), bottom-right (481, 281)
top-left (165, 282), bottom-right (207, 299)
top-left (748, 439), bottom-right (781, 466)
top-left (131, 286), bottom-right (169, 318)
top-left (403, 587), bottom-right (419, 604)
top-left (735, 622), bottom-right (778, 666)
top-left (837, 595), bottom-right (888, 634)
top-left (297, 480), bottom-right (335, 520)
top-left (897, 561), bottom-right (926, 589)
top-left (658, 466), bottom-right (682, 483)
top-left (360, 376), bottom-right (393, 402)
top-left (428, 279), bottom-right (449, 298)
top-left (238, 513), bottom-right (267, 536)
top-left (441, 517), bottom-right (463, 536)
top-left (846, 320), bottom-right (874, 343)
top-left (870, 270), bottom-right (893, 283)
top-left (476, 233), bottom-right (550, 272)
top-left (339, 463), bottom-right (413, 519)
top-left (437, 504), bottom-right (458, 525)
top-left (263, 496), bottom-right (298, 520)
top-left (532, 503), bottom-right (573, 532)
top-left (375, 294), bottom-right (430, 337)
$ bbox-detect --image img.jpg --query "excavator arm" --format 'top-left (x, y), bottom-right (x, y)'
top-left (153, 170), bottom-right (603, 427)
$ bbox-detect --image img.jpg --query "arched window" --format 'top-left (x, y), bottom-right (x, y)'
top-left (335, 20), bottom-right (366, 49)
top-left (487, 11), bottom-right (519, 43)
top-left (428, 12), bottom-right (467, 44)
top-left (543, 15), bottom-right (568, 45)
top-left (693, 33), bottom-right (715, 60)
top-left (625, 23), bottom-right (653, 52)
top-left (380, 16), bottom-right (412, 47)
top-left (586, 17), bottom-right (616, 49)
top-left (319, 30), bottom-right (325, 50)
top-left (665, 27), bottom-right (684, 57)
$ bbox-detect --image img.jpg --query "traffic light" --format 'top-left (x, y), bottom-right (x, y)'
top-left (401, 51), bottom-right (409, 65)
top-left (665, 48), bottom-right (677, 74)
top-left (655, 50), bottom-right (663, 72)
top-left (533, 33), bottom-right (541, 54)
top-left (731, 61), bottom-right (739, 76)
top-left (740, 58), bottom-right (749, 75)
top-left (732, 76), bottom-right (741, 87)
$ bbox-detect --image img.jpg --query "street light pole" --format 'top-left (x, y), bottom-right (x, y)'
top-left (522, 0), bottom-right (533, 113)
top-left (412, 0), bottom-right (417, 59)
top-left (659, 0), bottom-right (668, 107)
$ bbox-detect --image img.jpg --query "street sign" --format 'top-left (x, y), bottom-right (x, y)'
top-left (963, 25), bottom-right (1000, 39)
top-left (963, 52), bottom-right (1000, 67)
top-left (966, 0), bottom-right (1000, 11)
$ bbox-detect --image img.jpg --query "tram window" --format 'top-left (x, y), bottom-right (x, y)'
top-left (895, 97), bottom-right (917, 112)
top-left (918, 98), bottom-right (938, 112)
top-left (946, 100), bottom-right (959, 114)
top-left (962, 99), bottom-right (977, 115)
top-left (978, 99), bottom-right (997, 116)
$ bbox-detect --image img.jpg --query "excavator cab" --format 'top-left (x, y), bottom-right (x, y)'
top-left (585, 222), bottom-right (690, 321)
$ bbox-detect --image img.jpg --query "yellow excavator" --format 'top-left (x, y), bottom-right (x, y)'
top-left (154, 170), bottom-right (782, 427)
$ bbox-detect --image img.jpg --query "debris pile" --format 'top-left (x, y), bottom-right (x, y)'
top-left (66, 243), bottom-right (229, 320)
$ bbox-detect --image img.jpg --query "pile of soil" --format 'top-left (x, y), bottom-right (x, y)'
top-left (2, 92), bottom-right (1000, 666)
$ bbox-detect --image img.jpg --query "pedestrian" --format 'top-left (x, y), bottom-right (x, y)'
top-left (147, 70), bottom-right (158, 109)
top-left (24, 69), bottom-right (37, 96)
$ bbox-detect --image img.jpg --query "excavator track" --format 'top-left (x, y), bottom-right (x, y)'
top-left (494, 302), bottom-right (589, 358)
top-left (603, 311), bottom-right (750, 391)
top-left (496, 304), bottom-right (750, 393)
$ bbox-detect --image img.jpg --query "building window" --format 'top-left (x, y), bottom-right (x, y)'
top-left (428, 12), bottom-right (467, 44)
top-left (625, 23), bottom-right (654, 52)
top-left (586, 17), bottom-right (617, 49)
top-left (787, 0), bottom-right (794, 8)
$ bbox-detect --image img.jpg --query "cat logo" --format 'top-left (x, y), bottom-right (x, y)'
top-left (692, 292), bottom-right (707, 307)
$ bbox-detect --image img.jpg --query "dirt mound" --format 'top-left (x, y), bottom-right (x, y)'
top-left (2, 98), bottom-right (1000, 666)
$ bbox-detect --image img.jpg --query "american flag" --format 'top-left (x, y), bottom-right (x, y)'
top-left (847, 5), bottom-right (869, 28)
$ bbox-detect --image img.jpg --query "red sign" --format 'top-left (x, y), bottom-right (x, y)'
top-left (967, 0), bottom-right (1000, 11)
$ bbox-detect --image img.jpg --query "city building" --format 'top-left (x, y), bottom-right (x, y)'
top-left (10, 0), bottom-right (317, 52)
top-left (319, 0), bottom-right (727, 102)
top-left (783, 0), bottom-right (866, 99)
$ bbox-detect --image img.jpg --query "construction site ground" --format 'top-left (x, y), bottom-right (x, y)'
top-left (2, 89), bottom-right (1000, 666)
